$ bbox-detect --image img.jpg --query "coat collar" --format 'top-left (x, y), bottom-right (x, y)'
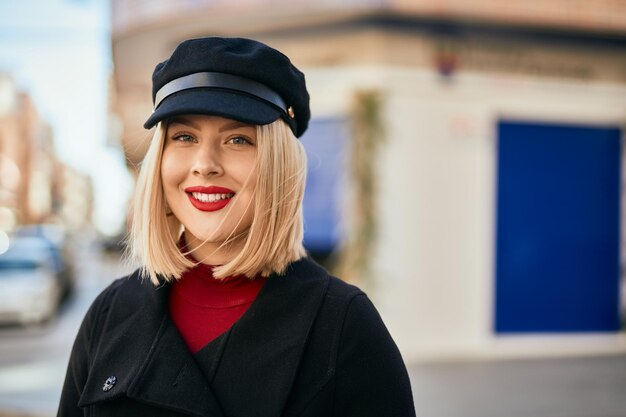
top-left (78, 257), bottom-right (329, 417)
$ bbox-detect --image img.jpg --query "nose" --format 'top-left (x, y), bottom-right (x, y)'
top-left (191, 144), bottom-right (223, 177)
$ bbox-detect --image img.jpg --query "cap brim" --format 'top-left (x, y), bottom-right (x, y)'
top-left (144, 88), bottom-right (283, 129)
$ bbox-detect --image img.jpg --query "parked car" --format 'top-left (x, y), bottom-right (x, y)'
top-left (14, 224), bottom-right (75, 302)
top-left (0, 236), bottom-right (62, 325)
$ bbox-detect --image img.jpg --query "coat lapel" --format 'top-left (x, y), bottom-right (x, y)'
top-left (209, 257), bottom-right (330, 417)
top-left (77, 271), bottom-right (226, 417)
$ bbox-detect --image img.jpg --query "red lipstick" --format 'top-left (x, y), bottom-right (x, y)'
top-left (184, 186), bottom-right (235, 212)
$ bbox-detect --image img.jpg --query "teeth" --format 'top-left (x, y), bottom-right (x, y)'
top-left (191, 192), bottom-right (234, 203)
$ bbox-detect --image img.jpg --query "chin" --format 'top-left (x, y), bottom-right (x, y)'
top-left (184, 228), bottom-right (221, 244)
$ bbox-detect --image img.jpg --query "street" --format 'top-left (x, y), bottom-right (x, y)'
top-left (0, 233), bottom-right (134, 417)
top-left (410, 354), bottom-right (626, 417)
top-left (0, 234), bottom-right (625, 417)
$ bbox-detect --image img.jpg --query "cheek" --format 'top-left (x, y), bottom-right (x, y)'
top-left (232, 157), bottom-right (258, 185)
top-left (160, 150), bottom-right (184, 191)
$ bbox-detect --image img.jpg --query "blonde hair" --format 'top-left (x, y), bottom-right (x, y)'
top-left (128, 118), bottom-right (308, 285)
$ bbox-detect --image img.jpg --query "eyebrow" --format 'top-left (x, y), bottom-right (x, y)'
top-left (218, 120), bottom-right (254, 133)
top-left (168, 116), bottom-right (201, 130)
top-left (168, 117), bottom-right (254, 133)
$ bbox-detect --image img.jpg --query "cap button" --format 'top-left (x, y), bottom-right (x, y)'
top-left (287, 106), bottom-right (295, 119)
top-left (102, 375), bottom-right (117, 392)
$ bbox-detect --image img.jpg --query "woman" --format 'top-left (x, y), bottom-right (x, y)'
top-left (58, 37), bottom-right (416, 417)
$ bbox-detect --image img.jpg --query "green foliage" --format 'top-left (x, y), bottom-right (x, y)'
top-left (333, 90), bottom-right (385, 285)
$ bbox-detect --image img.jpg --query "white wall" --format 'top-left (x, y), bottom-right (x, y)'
top-left (307, 66), bottom-right (626, 362)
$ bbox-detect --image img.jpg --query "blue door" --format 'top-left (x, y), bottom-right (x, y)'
top-left (300, 118), bottom-right (348, 255)
top-left (495, 121), bottom-right (621, 333)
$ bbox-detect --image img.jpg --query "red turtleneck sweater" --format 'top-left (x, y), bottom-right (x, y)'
top-left (168, 263), bottom-right (267, 353)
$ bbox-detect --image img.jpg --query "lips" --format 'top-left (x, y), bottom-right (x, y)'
top-left (184, 186), bottom-right (235, 212)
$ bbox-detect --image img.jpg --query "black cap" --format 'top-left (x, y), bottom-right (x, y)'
top-left (144, 37), bottom-right (310, 138)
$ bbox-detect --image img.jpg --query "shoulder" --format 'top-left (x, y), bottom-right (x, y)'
top-left (79, 270), bottom-right (157, 339)
top-left (281, 257), bottom-right (368, 318)
top-left (284, 256), bottom-right (363, 297)
top-left (82, 273), bottom-right (131, 321)
top-left (284, 257), bottom-right (380, 331)
top-left (86, 270), bottom-right (144, 310)
top-left (291, 258), bottom-right (395, 339)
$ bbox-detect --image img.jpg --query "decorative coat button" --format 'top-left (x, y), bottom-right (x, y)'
top-left (102, 376), bottom-right (117, 392)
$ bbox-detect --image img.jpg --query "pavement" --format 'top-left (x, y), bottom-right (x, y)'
top-left (409, 354), bottom-right (626, 417)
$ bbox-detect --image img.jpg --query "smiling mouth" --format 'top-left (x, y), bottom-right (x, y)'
top-left (186, 191), bottom-right (235, 212)
top-left (189, 192), bottom-right (235, 203)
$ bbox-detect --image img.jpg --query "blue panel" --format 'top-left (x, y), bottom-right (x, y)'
top-left (299, 118), bottom-right (348, 253)
top-left (496, 121), bottom-right (621, 333)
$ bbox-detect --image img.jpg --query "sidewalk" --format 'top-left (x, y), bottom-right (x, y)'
top-left (0, 354), bottom-right (624, 416)
top-left (409, 353), bottom-right (626, 417)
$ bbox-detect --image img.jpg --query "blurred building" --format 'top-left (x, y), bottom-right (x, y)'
top-left (0, 74), bottom-right (93, 233)
top-left (111, 0), bottom-right (626, 361)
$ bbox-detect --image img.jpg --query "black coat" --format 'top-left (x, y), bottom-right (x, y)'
top-left (58, 257), bottom-right (416, 417)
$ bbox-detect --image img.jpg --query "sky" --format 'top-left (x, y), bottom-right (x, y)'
top-left (0, 0), bottom-right (131, 236)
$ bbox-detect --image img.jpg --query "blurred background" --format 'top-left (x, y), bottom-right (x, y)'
top-left (1, 0), bottom-right (626, 416)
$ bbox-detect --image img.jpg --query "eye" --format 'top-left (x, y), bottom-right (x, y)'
top-left (227, 135), bottom-right (253, 145)
top-left (170, 133), bottom-right (197, 143)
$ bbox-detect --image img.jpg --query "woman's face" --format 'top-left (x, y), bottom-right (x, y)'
top-left (161, 114), bottom-right (258, 264)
